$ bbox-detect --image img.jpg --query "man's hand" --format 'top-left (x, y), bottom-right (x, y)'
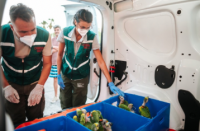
top-left (108, 82), bottom-right (124, 97)
top-left (4, 85), bottom-right (20, 103)
top-left (28, 84), bottom-right (44, 106)
top-left (58, 74), bottom-right (65, 89)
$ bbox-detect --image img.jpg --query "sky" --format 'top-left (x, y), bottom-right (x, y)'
top-left (2, 0), bottom-right (81, 33)
top-left (2, 0), bottom-right (102, 38)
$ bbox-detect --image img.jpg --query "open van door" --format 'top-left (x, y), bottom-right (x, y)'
top-left (112, 0), bottom-right (200, 130)
top-left (0, 1), bottom-right (6, 131)
top-left (65, 0), bottom-right (115, 102)
top-left (66, 0), bottom-right (200, 130)
top-left (0, 0), bottom-right (14, 131)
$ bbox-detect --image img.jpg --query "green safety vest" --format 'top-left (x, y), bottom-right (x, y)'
top-left (1, 24), bottom-right (49, 85)
top-left (61, 26), bottom-right (95, 80)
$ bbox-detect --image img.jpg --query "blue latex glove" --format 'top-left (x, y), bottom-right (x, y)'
top-left (58, 74), bottom-right (65, 89)
top-left (108, 82), bottom-right (124, 97)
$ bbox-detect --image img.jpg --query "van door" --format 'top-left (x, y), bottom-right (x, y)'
top-left (0, 1), bottom-right (13, 131)
top-left (113, 0), bottom-right (200, 130)
top-left (64, 0), bottom-right (115, 102)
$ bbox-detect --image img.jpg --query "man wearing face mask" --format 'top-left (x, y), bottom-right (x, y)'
top-left (57, 9), bottom-right (124, 109)
top-left (0, 3), bottom-right (52, 125)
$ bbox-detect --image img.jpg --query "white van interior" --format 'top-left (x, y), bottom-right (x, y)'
top-left (1, 0), bottom-right (200, 130)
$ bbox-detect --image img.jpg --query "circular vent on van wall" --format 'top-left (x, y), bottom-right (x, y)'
top-left (155, 65), bottom-right (176, 89)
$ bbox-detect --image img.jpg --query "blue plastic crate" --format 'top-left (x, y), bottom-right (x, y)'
top-left (103, 93), bottom-right (170, 131)
top-left (67, 102), bottom-right (151, 131)
top-left (15, 116), bottom-right (90, 131)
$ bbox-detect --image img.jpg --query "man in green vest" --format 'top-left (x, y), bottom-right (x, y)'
top-left (57, 9), bottom-right (124, 109)
top-left (0, 3), bottom-right (52, 125)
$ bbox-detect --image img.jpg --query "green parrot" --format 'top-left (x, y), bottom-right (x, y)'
top-left (81, 108), bottom-right (90, 122)
top-left (104, 122), bottom-right (112, 131)
top-left (119, 96), bottom-right (129, 106)
top-left (76, 109), bottom-right (83, 117)
top-left (128, 103), bottom-right (136, 113)
top-left (139, 96), bottom-right (151, 118)
top-left (98, 125), bottom-right (104, 131)
top-left (84, 122), bottom-right (93, 129)
top-left (90, 110), bottom-right (100, 123)
top-left (119, 104), bottom-right (130, 111)
top-left (96, 110), bottom-right (103, 120)
top-left (81, 108), bottom-right (87, 114)
top-left (100, 119), bottom-right (108, 126)
top-left (85, 122), bottom-right (99, 131)
top-left (73, 115), bottom-right (78, 122)
top-left (76, 108), bottom-right (82, 122)
top-left (91, 122), bottom-right (99, 131)
top-left (80, 113), bottom-right (86, 125)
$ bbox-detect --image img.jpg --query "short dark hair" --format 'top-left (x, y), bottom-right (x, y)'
top-left (9, 3), bottom-right (35, 23)
top-left (73, 9), bottom-right (93, 25)
top-left (53, 25), bottom-right (61, 29)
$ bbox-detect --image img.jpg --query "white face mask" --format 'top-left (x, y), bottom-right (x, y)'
top-left (77, 28), bottom-right (89, 37)
top-left (20, 34), bottom-right (36, 48)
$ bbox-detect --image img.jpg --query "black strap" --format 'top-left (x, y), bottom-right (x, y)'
top-left (178, 90), bottom-right (200, 131)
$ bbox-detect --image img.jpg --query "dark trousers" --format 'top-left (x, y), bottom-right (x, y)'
top-left (60, 74), bottom-right (89, 109)
top-left (5, 81), bottom-right (45, 125)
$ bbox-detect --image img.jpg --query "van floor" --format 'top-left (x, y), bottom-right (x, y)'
top-left (43, 77), bottom-right (92, 117)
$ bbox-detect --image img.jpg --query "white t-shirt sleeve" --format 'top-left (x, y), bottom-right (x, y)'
top-left (42, 34), bottom-right (52, 56)
top-left (92, 35), bottom-right (100, 50)
top-left (57, 30), bottom-right (65, 43)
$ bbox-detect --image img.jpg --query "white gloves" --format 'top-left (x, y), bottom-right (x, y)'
top-left (28, 84), bottom-right (44, 106)
top-left (3, 85), bottom-right (20, 103)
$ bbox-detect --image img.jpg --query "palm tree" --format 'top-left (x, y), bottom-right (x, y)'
top-left (41, 21), bottom-right (48, 29)
top-left (48, 18), bottom-right (54, 29)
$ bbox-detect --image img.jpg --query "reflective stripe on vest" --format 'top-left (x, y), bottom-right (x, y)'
top-left (33, 42), bottom-right (46, 46)
top-left (64, 56), bottom-right (89, 70)
top-left (0, 42), bottom-right (14, 47)
top-left (64, 36), bottom-right (94, 43)
top-left (3, 59), bottom-right (42, 73)
top-left (1, 42), bottom-right (46, 46)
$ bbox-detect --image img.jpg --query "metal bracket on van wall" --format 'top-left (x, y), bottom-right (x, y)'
top-left (155, 65), bottom-right (175, 89)
top-left (115, 60), bottom-right (127, 80)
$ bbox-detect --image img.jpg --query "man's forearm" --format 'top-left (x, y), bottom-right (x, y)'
top-left (57, 55), bottom-right (62, 75)
top-left (38, 59), bottom-right (52, 85)
top-left (98, 61), bottom-right (112, 83)
top-left (1, 67), bottom-right (9, 88)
